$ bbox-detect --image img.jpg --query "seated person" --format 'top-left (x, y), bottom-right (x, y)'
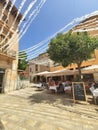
top-left (65, 80), bottom-right (71, 85)
top-left (57, 81), bottom-right (64, 93)
top-left (85, 82), bottom-right (90, 92)
top-left (48, 78), bottom-right (57, 93)
top-left (64, 80), bottom-right (72, 94)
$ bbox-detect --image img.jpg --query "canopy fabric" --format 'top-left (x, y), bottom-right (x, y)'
top-left (34, 69), bottom-right (77, 77)
top-left (82, 65), bottom-right (98, 74)
top-left (34, 65), bottom-right (98, 77)
top-left (34, 71), bottom-right (51, 76)
top-left (50, 69), bottom-right (77, 76)
top-left (82, 65), bottom-right (98, 70)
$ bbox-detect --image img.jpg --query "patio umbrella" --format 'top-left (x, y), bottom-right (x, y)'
top-left (50, 69), bottom-right (77, 76)
top-left (82, 65), bottom-right (98, 74)
top-left (33, 69), bottom-right (77, 77)
top-left (34, 71), bottom-right (51, 76)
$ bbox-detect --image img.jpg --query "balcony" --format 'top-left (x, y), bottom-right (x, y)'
top-left (0, 49), bottom-right (16, 60)
top-left (8, 50), bottom-right (16, 58)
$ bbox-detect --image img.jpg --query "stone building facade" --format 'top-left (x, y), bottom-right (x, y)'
top-left (29, 53), bottom-right (53, 82)
top-left (0, 0), bottom-right (22, 93)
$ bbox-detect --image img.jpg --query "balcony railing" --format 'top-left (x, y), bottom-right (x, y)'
top-left (8, 50), bottom-right (16, 58)
top-left (0, 49), bottom-right (16, 59)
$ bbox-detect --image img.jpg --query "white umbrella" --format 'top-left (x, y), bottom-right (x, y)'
top-left (34, 69), bottom-right (77, 77)
top-left (50, 69), bottom-right (77, 76)
top-left (34, 71), bottom-right (51, 76)
top-left (82, 65), bottom-right (98, 74)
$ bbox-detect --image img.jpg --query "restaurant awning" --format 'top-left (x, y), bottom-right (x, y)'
top-left (82, 65), bottom-right (98, 74)
top-left (34, 69), bottom-right (77, 77)
top-left (34, 71), bottom-right (51, 76)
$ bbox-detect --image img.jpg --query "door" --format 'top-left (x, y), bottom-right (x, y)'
top-left (0, 73), bottom-right (4, 93)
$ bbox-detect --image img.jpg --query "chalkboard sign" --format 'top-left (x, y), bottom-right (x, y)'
top-left (72, 82), bottom-right (87, 102)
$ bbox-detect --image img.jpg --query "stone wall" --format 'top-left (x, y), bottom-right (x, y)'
top-left (17, 79), bottom-right (30, 90)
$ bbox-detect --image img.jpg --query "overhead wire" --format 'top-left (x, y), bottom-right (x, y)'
top-left (19, 45), bottom-right (48, 60)
top-left (19, 45), bottom-right (48, 59)
top-left (17, 17), bottom-right (78, 56)
top-left (19, 43), bottom-right (48, 57)
top-left (18, 10), bottom-right (98, 58)
top-left (19, 43), bottom-right (48, 59)
top-left (18, 18), bottom-right (80, 56)
top-left (18, 13), bottom-right (98, 59)
top-left (19, 38), bottom-right (50, 53)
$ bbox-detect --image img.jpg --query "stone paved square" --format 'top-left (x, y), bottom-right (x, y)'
top-left (0, 87), bottom-right (97, 130)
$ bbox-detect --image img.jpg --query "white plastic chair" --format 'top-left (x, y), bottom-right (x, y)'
top-left (89, 86), bottom-right (95, 94)
top-left (90, 86), bottom-right (97, 104)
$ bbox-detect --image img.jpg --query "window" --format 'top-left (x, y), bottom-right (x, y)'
top-left (53, 63), bottom-right (60, 67)
top-left (2, 14), bottom-right (8, 23)
top-left (0, 35), bottom-right (5, 42)
top-left (0, 34), bottom-right (8, 49)
top-left (35, 65), bottom-right (38, 72)
top-left (30, 67), bottom-right (32, 72)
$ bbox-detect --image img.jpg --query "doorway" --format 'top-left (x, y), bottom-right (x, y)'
top-left (0, 73), bottom-right (4, 93)
top-left (0, 69), bottom-right (5, 93)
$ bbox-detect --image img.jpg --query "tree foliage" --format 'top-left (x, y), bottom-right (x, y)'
top-left (18, 51), bottom-right (28, 70)
top-left (47, 31), bottom-right (98, 80)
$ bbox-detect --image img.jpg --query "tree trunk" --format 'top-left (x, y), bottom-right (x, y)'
top-left (77, 63), bottom-right (82, 81)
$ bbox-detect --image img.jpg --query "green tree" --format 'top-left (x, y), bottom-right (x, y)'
top-left (18, 51), bottom-right (28, 70)
top-left (47, 31), bottom-right (98, 81)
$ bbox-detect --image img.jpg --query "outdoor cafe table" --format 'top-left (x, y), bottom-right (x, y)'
top-left (64, 86), bottom-right (71, 91)
top-left (49, 86), bottom-right (58, 92)
top-left (34, 83), bottom-right (42, 88)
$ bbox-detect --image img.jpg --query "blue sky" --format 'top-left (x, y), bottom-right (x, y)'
top-left (14, 0), bottom-right (98, 51)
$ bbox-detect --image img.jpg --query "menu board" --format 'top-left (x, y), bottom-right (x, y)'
top-left (72, 82), bottom-right (86, 102)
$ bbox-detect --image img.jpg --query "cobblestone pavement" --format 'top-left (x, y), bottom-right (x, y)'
top-left (0, 87), bottom-right (98, 130)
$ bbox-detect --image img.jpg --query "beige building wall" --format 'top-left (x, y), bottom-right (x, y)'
top-left (0, 1), bottom-right (21, 93)
top-left (29, 53), bottom-right (51, 82)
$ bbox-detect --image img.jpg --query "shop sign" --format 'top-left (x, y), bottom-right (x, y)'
top-left (72, 82), bottom-right (87, 103)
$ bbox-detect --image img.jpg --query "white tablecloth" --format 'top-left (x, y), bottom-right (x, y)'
top-left (93, 88), bottom-right (98, 97)
top-left (35, 83), bottom-right (42, 88)
top-left (64, 86), bottom-right (71, 91)
top-left (49, 86), bottom-right (57, 92)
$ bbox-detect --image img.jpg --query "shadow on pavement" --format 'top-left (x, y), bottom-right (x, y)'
top-left (28, 89), bottom-right (74, 107)
top-left (0, 120), bottom-right (5, 130)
